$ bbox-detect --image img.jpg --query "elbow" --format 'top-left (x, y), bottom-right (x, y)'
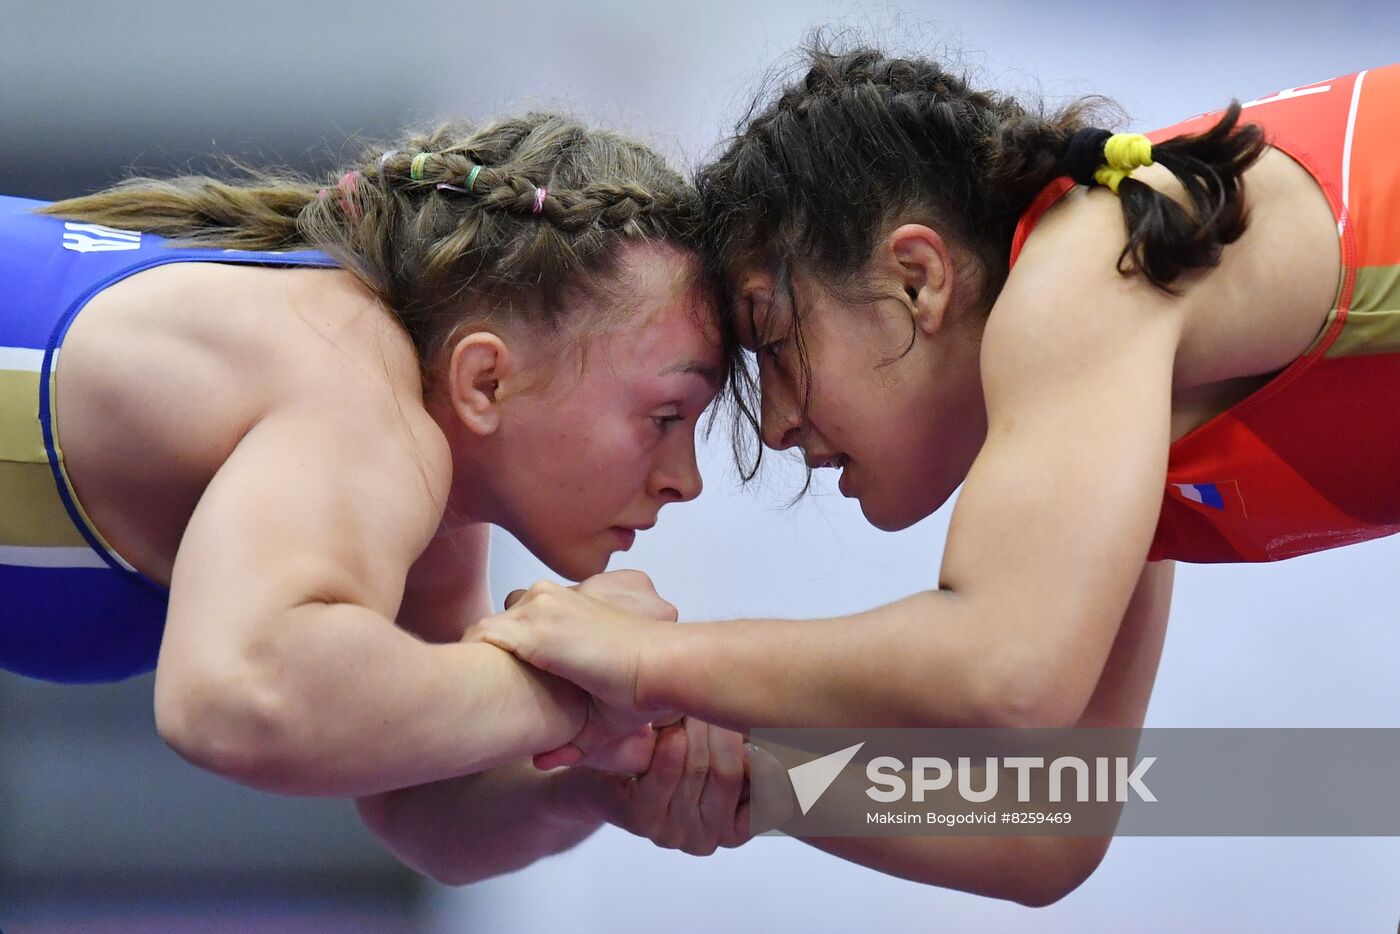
top-left (154, 657), bottom-right (305, 793)
top-left (1007, 836), bottom-right (1111, 907)
top-left (980, 682), bottom-right (1084, 732)
top-left (355, 792), bottom-right (485, 889)
top-left (896, 833), bottom-right (1111, 906)
top-left (968, 644), bottom-right (1095, 731)
top-left (422, 863), bottom-right (488, 889)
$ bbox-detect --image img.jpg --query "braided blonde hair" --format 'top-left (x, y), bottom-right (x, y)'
top-left (43, 113), bottom-right (706, 372)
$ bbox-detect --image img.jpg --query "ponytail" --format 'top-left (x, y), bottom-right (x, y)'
top-left (1114, 104), bottom-right (1266, 291)
top-left (1052, 105), bottom-right (1267, 291)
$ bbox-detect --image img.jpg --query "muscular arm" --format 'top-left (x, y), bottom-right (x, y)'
top-left (411, 565), bottom-right (1171, 902)
top-left (358, 716), bottom-right (749, 885)
top-left (355, 761), bottom-right (608, 886)
top-left (802, 560), bottom-right (1174, 907)
top-left (154, 361), bottom-right (588, 798)
top-left (630, 197), bottom-right (1185, 733)
top-left (354, 575), bottom-right (721, 884)
top-left (487, 212), bottom-right (1182, 734)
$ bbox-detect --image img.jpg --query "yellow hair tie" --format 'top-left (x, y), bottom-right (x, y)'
top-left (410, 152), bottom-right (431, 181)
top-left (1093, 133), bottom-right (1154, 194)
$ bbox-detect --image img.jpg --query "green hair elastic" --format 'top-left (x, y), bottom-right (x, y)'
top-left (436, 165), bottom-right (484, 195)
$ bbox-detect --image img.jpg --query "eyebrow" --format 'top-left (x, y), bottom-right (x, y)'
top-left (775, 260), bottom-right (796, 327)
top-left (660, 359), bottom-right (725, 386)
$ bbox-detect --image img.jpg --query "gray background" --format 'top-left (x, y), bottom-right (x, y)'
top-left (3, 0), bottom-right (1398, 931)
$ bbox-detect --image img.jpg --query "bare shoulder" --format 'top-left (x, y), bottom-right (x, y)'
top-left (984, 183), bottom-right (1186, 401)
top-left (58, 262), bottom-right (451, 581)
top-left (1000, 148), bottom-right (1338, 392)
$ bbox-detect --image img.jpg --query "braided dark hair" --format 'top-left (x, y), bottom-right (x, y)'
top-left (699, 40), bottom-right (1266, 478)
top-left (43, 113), bottom-right (706, 373)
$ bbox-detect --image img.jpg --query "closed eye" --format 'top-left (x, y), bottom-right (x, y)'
top-left (652, 405), bottom-right (686, 432)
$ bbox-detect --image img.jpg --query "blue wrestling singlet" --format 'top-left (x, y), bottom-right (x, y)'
top-left (0, 195), bottom-right (339, 682)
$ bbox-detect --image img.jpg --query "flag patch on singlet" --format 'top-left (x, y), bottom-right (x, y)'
top-left (1174, 482), bottom-right (1224, 509)
top-left (1171, 480), bottom-right (1248, 518)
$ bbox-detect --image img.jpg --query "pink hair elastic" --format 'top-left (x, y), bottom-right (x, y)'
top-left (532, 186), bottom-right (547, 216)
top-left (337, 171), bottom-right (362, 220)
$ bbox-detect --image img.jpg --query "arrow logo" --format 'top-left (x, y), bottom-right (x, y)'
top-left (787, 742), bottom-right (865, 815)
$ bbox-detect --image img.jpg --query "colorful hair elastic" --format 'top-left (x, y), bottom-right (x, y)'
top-left (377, 149), bottom-right (400, 174)
top-left (435, 164), bottom-right (483, 195)
top-left (410, 152), bottom-right (431, 181)
top-left (1095, 133), bottom-right (1154, 193)
top-left (1063, 128), bottom-right (1155, 195)
top-left (532, 186), bottom-right (547, 216)
top-left (337, 171), bottom-right (362, 220)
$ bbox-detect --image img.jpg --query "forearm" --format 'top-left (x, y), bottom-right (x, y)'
top-left (644, 590), bottom-right (1028, 733)
top-left (356, 761), bottom-right (604, 886)
top-left (157, 601), bottom-right (587, 797)
top-left (803, 833), bottom-right (1106, 907)
top-left (778, 564), bottom-right (1173, 905)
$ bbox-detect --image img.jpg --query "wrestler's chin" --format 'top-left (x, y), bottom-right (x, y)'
top-left (858, 493), bottom-right (923, 533)
top-left (537, 541), bottom-right (614, 583)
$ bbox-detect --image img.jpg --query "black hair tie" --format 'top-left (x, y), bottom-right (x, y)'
top-left (1061, 127), bottom-right (1113, 187)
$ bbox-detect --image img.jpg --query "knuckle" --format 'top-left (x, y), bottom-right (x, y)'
top-left (654, 754), bottom-right (685, 784)
top-left (713, 761), bottom-right (744, 786)
top-left (634, 803), bottom-right (667, 828)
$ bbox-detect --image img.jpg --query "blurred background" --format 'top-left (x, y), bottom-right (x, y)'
top-left (3, 0), bottom-right (1398, 931)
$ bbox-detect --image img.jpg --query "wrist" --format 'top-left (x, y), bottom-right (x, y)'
top-left (636, 621), bottom-right (693, 713)
top-left (523, 661), bottom-right (592, 749)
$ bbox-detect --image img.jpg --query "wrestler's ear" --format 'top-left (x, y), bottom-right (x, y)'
top-left (445, 331), bottom-right (517, 436)
top-left (887, 223), bottom-right (955, 337)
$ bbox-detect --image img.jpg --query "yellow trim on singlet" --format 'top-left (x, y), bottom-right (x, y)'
top-left (0, 462), bottom-right (90, 547)
top-left (0, 368), bottom-right (45, 461)
top-left (0, 347), bottom-right (134, 570)
top-left (44, 360), bottom-right (137, 572)
top-left (1326, 264), bottom-right (1400, 358)
top-left (0, 360), bottom-right (87, 548)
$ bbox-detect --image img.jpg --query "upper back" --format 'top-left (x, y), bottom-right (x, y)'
top-left (84, 264), bottom-right (444, 583)
top-left (0, 199), bottom-right (446, 582)
top-left (1003, 63), bottom-right (1400, 561)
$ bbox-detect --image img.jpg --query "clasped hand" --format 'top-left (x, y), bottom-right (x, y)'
top-left (474, 570), bottom-right (760, 855)
top-left (477, 569), bottom-right (680, 769)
